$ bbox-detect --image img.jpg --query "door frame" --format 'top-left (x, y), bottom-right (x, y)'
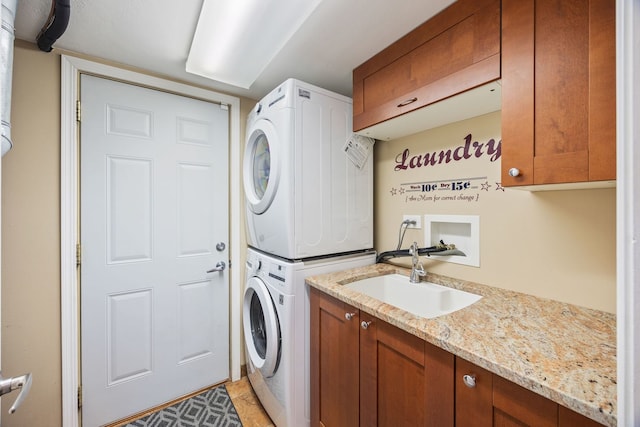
top-left (60, 55), bottom-right (242, 426)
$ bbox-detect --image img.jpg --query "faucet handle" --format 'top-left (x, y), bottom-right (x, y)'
top-left (0, 372), bottom-right (32, 414)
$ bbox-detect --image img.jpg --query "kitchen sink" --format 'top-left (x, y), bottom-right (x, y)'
top-left (344, 273), bottom-right (481, 319)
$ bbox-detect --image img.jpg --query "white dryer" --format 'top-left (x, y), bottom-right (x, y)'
top-left (243, 247), bottom-right (375, 427)
top-left (243, 78), bottom-right (373, 260)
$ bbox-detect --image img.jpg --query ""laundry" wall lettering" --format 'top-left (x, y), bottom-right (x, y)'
top-left (394, 134), bottom-right (501, 171)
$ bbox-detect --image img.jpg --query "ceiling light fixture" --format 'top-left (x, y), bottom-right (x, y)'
top-left (186, 0), bottom-right (322, 89)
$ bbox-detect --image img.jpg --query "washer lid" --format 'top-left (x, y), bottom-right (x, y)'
top-left (243, 119), bottom-right (281, 214)
top-left (243, 276), bottom-right (281, 377)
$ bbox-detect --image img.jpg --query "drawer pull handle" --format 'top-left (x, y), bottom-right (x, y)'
top-left (361, 321), bottom-right (372, 330)
top-left (345, 312), bottom-right (356, 321)
top-left (397, 97), bottom-right (418, 108)
top-left (463, 374), bottom-right (476, 388)
top-left (508, 167), bottom-right (521, 177)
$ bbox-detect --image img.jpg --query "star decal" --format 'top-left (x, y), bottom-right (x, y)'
top-left (481, 181), bottom-right (491, 191)
top-left (399, 187), bottom-right (406, 194)
top-left (495, 182), bottom-right (505, 192)
top-left (390, 187), bottom-right (397, 196)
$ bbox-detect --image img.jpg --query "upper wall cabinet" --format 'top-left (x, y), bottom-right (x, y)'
top-left (352, 0), bottom-right (501, 140)
top-left (501, 0), bottom-right (616, 188)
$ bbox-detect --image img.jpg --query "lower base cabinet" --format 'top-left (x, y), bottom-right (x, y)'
top-left (456, 357), bottom-right (604, 427)
top-left (310, 288), bottom-right (605, 427)
top-left (310, 287), bottom-right (454, 427)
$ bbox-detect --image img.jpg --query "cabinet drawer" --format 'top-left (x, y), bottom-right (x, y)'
top-left (353, 0), bottom-right (500, 132)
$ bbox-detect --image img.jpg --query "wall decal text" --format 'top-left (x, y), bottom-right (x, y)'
top-left (389, 176), bottom-right (505, 204)
top-left (394, 134), bottom-right (501, 171)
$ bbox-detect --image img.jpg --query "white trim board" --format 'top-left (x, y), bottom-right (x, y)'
top-left (616, 0), bottom-right (639, 424)
top-left (60, 55), bottom-right (242, 427)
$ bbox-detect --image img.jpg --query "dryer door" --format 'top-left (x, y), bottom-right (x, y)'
top-left (243, 119), bottom-right (281, 214)
top-left (243, 276), bottom-right (281, 377)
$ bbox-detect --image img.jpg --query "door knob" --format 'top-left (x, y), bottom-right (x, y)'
top-left (206, 261), bottom-right (226, 273)
top-left (0, 372), bottom-right (32, 414)
top-left (508, 167), bottom-right (521, 177)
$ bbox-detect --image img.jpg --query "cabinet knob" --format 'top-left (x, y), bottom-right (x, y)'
top-left (463, 374), bottom-right (476, 388)
top-left (361, 321), bottom-right (372, 330)
top-left (508, 167), bottom-right (521, 177)
top-left (345, 312), bottom-right (356, 321)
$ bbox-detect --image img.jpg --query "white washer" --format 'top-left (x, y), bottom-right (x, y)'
top-left (243, 247), bottom-right (375, 427)
top-left (243, 78), bottom-right (373, 260)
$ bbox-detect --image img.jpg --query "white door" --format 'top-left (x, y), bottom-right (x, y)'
top-left (80, 74), bottom-right (230, 426)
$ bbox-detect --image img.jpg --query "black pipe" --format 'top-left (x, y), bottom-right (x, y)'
top-left (376, 244), bottom-right (447, 263)
top-left (36, 0), bottom-right (71, 52)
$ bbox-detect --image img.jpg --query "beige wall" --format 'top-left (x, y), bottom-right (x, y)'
top-left (2, 43), bottom-right (62, 425)
top-left (1, 41), bottom-right (255, 426)
top-left (374, 111), bottom-right (616, 313)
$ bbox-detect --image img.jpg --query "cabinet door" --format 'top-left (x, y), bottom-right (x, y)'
top-left (456, 357), bottom-right (493, 427)
top-left (360, 315), bottom-right (454, 427)
top-left (353, 0), bottom-right (500, 132)
top-left (501, 0), bottom-right (616, 186)
top-left (457, 357), bottom-right (557, 426)
top-left (310, 288), bottom-right (360, 427)
top-left (493, 375), bottom-right (557, 427)
top-left (558, 405), bottom-right (605, 427)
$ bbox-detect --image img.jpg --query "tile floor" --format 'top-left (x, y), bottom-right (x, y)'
top-left (225, 377), bottom-right (275, 427)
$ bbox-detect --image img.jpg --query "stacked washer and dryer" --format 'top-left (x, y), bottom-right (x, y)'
top-left (242, 79), bottom-right (375, 427)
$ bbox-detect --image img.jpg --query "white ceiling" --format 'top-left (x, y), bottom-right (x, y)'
top-left (14, 0), bottom-right (455, 101)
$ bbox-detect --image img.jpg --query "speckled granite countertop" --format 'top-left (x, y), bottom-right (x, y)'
top-left (306, 263), bottom-right (616, 426)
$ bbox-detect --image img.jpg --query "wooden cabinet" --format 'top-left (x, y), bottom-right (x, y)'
top-left (352, 0), bottom-right (500, 133)
top-left (311, 288), bottom-right (605, 426)
top-left (310, 286), bottom-right (359, 427)
top-left (455, 357), bottom-right (493, 426)
top-left (455, 357), bottom-right (604, 426)
top-left (558, 405), bottom-right (605, 427)
top-left (359, 311), bottom-right (454, 427)
top-left (501, 0), bottom-right (616, 187)
top-left (310, 287), bottom-right (455, 427)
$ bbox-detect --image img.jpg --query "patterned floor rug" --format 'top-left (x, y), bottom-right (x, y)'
top-left (125, 384), bottom-right (243, 427)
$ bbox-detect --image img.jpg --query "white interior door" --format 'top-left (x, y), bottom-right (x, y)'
top-left (79, 74), bottom-right (230, 426)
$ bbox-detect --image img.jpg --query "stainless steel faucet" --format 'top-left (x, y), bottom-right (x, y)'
top-left (0, 371), bottom-right (32, 414)
top-left (409, 242), bottom-right (426, 283)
